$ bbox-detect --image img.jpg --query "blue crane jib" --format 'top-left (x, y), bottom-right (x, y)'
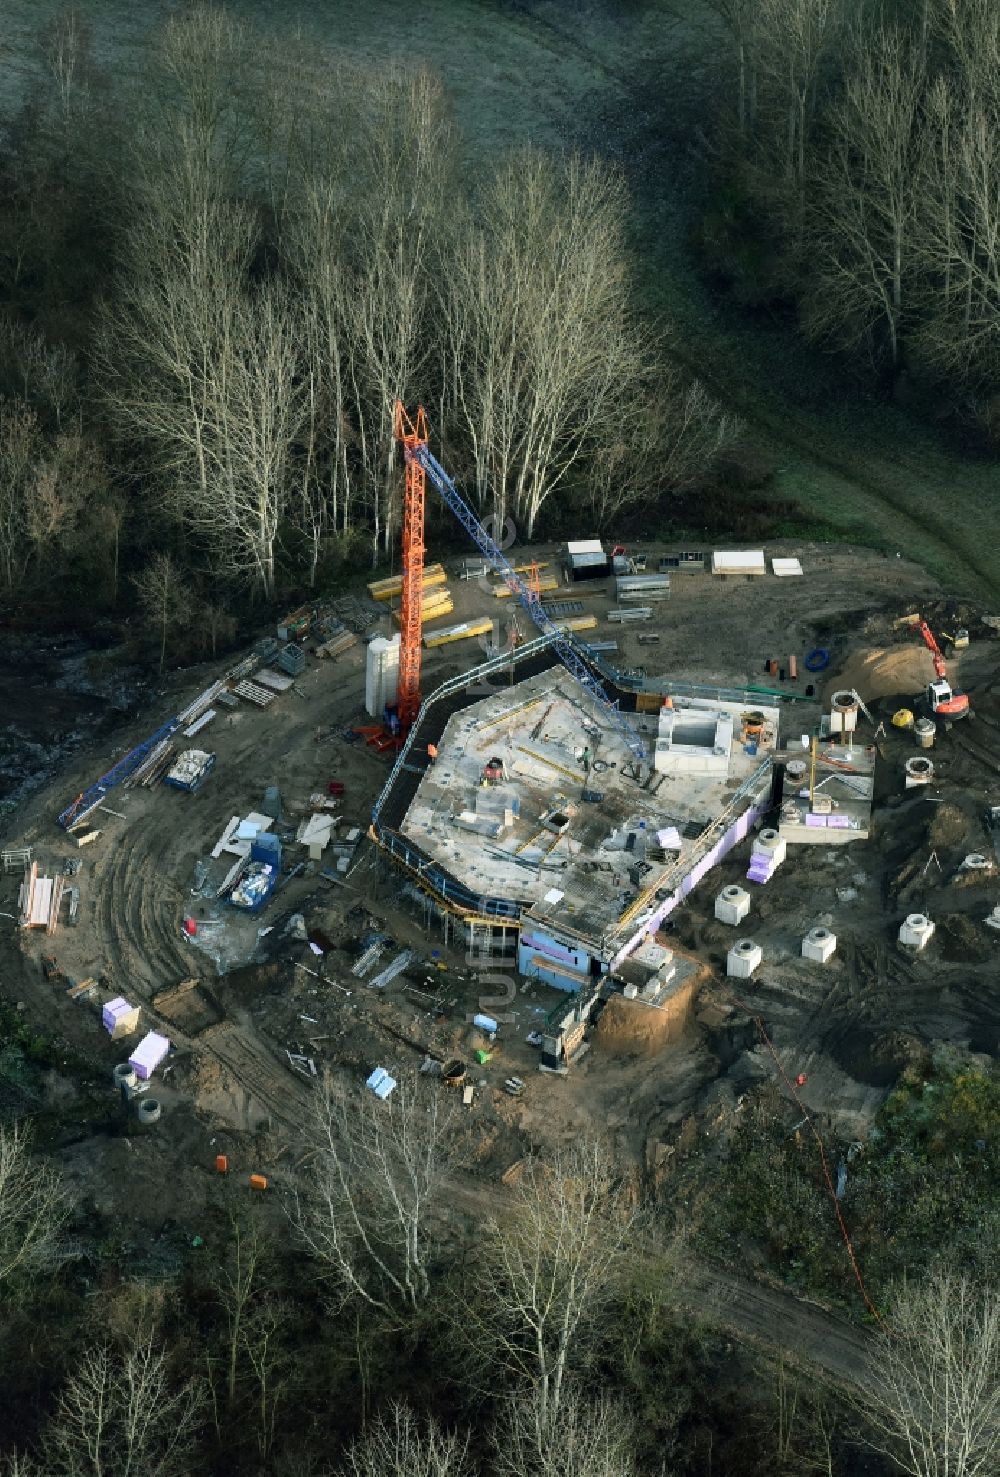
top-left (410, 442), bottom-right (646, 762)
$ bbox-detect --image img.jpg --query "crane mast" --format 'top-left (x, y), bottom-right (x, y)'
top-left (393, 402), bottom-right (428, 730)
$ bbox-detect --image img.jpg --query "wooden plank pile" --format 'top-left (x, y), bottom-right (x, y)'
top-left (19, 862), bottom-right (65, 931)
top-left (369, 564), bottom-right (447, 601)
top-left (391, 587), bottom-right (454, 625)
top-left (124, 738), bottom-right (176, 789)
top-left (313, 619), bottom-right (358, 659)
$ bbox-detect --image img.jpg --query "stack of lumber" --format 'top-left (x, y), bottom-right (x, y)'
top-left (314, 628), bottom-right (358, 659)
top-left (18, 863), bottom-right (65, 930)
top-left (391, 586), bottom-right (454, 625)
top-left (551, 614), bottom-right (598, 633)
top-left (125, 739), bottom-right (176, 789)
top-left (368, 564), bottom-right (447, 601)
top-left (423, 617), bottom-right (494, 649)
top-left (493, 575), bottom-right (559, 599)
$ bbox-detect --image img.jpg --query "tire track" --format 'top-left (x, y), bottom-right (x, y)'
top-left (199, 1022), bottom-right (314, 1132)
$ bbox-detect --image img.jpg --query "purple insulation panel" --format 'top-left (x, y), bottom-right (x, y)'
top-left (610, 795), bottom-right (770, 970)
top-left (129, 1031), bottom-right (170, 1081)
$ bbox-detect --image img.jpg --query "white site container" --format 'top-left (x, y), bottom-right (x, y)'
top-left (365, 634), bottom-right (401, 718)
top-left (752, 828), bottom-right (788, 867)
top-left (715, 884), bottom-right (751, 926)
top-left (899, 913), bottom-right (935, 951)
top-left (802, 926), bottom-right (837, 963)
top-left (727, 939), bottom-right (762, 979)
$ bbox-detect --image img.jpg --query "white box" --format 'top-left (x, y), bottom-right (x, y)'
top-left (727, 939), bottom-right (762, 979)
top-left (715, 885), bottom-right (751, 926)
top-left (802, 927), bottom-right (837, 963)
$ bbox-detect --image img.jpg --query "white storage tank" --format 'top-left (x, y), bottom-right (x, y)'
top-left (899, 913), bottom-right (935, 951)
top-left (802, 926), bottom-right (837, 963)
top-left (365, 633), bottom-right (401, 717)
top-left (715, 884), bottom-right (751, 926)
top-left (727, 938), bottom-right (762, 979)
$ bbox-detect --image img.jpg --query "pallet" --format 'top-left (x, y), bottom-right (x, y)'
top-left (234, 680), bottom-right (276, 707)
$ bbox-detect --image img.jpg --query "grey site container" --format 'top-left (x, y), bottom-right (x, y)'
top-left (278, 643), bottom-right (306, 676)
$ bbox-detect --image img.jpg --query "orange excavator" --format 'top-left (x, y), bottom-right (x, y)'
top-left (913, 619), bottom-right (970, 721)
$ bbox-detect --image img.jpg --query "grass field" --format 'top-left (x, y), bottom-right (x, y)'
top-left (5, 0), bottom-right (999, 599)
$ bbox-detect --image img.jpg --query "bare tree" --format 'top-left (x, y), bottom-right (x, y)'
top-left (856, 1269), bottom-right (1000, 1477)
top-left (25, 427), bottom-right (105, 569)
top-left (336, 1404), bottom-right (471, 1477)
top-left (700, 0), bottom-right (767, 145)
top-left (0, 400), bottom-right (41, 591)
top-left (493, 1385), bottom-right (637, 1477)
top-left (461, 1144), bottom-right (639, 1439)
top-left (801, 24), bottom-right (925, 369)
top-left (39, 1335), bottom-right (203, 1477)
top-left (446, 152), bottom-right (654, 537)
top-left (344, 68), bottom-right (453, 562)
top-left (132, 552), bottom-right (190, 673)
top-left (292, 1073), bottom-right (454, 1316)
top-left (205, 1214), bottom-right (291, 1465)
top-left (756, 0), bottom-right (843, 199)
top-left (0, 1123), bottom-right (70, 1292)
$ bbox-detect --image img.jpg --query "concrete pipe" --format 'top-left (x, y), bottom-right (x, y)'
top-left (785, 759), bottom-right (807, 783)
top-left (113, 1064), bottom-right (137, 1091)
top-left (830, 690), bottom-right (859, 733)
top-left (914, 718), bottom-right (936, 749)
top-left (135, 1098), bottom-right (161, 1125)
top-left (905, 756), bottom-right (934, 778)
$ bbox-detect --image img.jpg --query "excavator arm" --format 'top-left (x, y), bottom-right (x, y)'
top-left (917, 619), bottom-right (948, 679)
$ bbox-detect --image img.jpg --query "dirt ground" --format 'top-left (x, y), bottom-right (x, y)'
top-left (1, 538), bottom-right (998, 1314)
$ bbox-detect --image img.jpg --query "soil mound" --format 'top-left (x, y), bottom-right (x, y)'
top-left (825, 644), bottom-right (935, 704)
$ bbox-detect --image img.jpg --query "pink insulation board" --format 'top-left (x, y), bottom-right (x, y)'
top-left (129, 1031), bottom-right (170, 1080)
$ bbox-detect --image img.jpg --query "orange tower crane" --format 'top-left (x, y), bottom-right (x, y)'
top-left (393, 401), bottom-right (428, 729)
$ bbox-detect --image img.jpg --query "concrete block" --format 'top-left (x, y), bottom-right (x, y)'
top-left (899, 913), bottom-right (935, 951)
top-left (752, 828), bottom-right (787, 866)
top-left (727, 938), bottom-right (762, 979)
top-left (715, 884), bottom-right (751, 926)
top-left (802, 926), bottom-right (837, 963)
